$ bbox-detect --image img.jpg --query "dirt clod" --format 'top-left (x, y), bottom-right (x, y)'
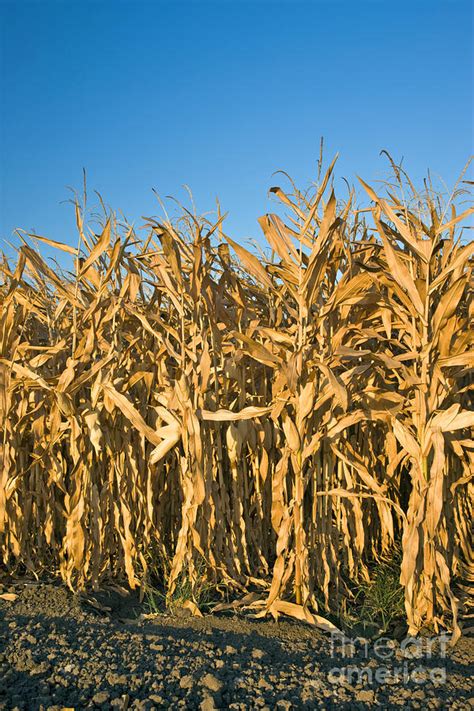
top-left (0, 582), bottom-right (473, 710)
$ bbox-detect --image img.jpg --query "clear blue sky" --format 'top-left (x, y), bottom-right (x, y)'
top-left (0, 0), bottom-right (472, 258)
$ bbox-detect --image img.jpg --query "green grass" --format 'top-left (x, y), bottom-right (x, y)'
top-left (343, 549), bottom-right (405, 636)
top-left (143, 554), bottom-right (220, 615)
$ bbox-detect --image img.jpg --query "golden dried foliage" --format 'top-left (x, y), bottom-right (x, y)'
top-left (0, 158), bottom-right (472, 638)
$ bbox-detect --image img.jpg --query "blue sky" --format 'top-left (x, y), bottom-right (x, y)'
top-left (0, 0), bottom-right (472, 259)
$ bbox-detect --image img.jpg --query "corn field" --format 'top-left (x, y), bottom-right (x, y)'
top-left (1, 158), bottom-right (473, 639)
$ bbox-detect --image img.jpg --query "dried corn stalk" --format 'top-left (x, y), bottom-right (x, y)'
top-left (0, 158), bottom-right (472, 637)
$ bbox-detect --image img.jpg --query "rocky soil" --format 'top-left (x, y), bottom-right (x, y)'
top-left (0, 581), bottom-right (472, 710)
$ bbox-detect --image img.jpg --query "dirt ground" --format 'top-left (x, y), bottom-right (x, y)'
top-left (0, 580), bottom-right (472, 710)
